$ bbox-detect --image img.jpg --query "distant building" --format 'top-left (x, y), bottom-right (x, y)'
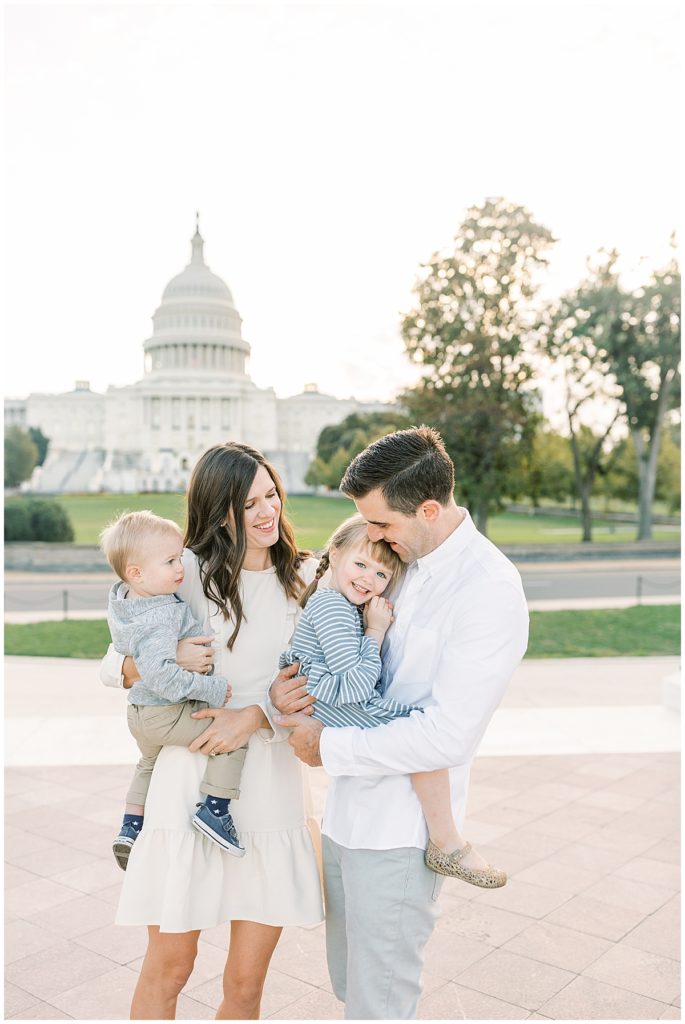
top-left (6, 220), bottom-right (390, 494)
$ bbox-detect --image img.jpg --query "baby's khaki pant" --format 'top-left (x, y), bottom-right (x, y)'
top-left (126, 701), bottom-right (248, 806)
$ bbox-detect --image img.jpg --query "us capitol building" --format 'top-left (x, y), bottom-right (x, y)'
top-left (6, 221), bottom-right (388, 494)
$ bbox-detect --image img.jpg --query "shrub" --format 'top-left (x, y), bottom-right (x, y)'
top-left (4, 499), bottom-right (75, 543)
top-left (4, 502), bottom-right (33, 541)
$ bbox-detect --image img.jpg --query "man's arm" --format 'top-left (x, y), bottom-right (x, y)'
top-left (319, 583), bottom-right (528, 777)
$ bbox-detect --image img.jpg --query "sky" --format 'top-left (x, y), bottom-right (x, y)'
top-left (4, 2), bottom-right (679, 410)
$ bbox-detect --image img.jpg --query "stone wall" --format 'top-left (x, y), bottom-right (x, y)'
top-left (5, 544), bottom-right (110, 573)
top-left (5, 539), bottom-right (680, 573)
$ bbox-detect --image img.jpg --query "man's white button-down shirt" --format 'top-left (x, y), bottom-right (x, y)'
top-left (320, 508), bottom-right (529, 851)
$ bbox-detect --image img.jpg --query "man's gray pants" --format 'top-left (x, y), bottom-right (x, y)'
top-left (322, 835), bottom-right (443, 1020)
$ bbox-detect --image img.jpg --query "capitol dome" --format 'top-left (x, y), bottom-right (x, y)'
top-left (143, 217), bottom-right (249, 380)
top-left (161, 226), bottom-right (235, 305)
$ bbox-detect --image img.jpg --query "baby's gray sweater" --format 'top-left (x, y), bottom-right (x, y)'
top-left (107, 581), bottom-right (228, 708)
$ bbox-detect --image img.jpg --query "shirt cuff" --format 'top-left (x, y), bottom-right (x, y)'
top-left (100, 649), bottom-right (125, 688)
top-left (254, 695), bottom-right (291, 744)
top-left (320, 724), bottom-right (358, 775)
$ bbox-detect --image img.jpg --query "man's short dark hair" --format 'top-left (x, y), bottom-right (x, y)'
top-left (340, 425), bottom-right (454, 516)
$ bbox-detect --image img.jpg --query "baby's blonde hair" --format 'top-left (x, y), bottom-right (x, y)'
top-left (99, 510), bottom-right (182, 581)
top-left (301, 513), bottom-right (404, 607)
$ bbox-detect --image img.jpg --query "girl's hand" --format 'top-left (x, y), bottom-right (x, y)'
top-left (176, 636), bottom-right (215, 674)
top-left (188, 705), bottom-right (266, 755)
top-left (365, 596), bottom-right (394, 633)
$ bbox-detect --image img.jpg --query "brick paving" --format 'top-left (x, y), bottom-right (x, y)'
top-left (5, 751), bottom-right (680, 1020)
top-left (4, 653), bottom-right (680, 1018)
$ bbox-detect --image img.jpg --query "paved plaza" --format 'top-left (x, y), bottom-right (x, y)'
top-left (4, 655), bottom-right (681, 1020)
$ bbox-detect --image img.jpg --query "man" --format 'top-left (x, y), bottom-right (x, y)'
top-left (272, 426), bottom-right (528, 1020)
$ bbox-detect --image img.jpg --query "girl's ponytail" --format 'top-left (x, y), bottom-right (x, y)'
top-left (300, 549), bottom-right (330, 608)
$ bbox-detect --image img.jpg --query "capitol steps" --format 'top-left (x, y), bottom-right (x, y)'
top-left (28, 450), bottom-right (105, 493)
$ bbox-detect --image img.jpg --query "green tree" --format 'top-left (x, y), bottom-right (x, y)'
top-left (536, 253), bottom-right (626, 541)
top-left (602, 253), bottom-right (681, 539)
top-left (307, 411), bottom-right (411, 490)
top-left (540, 246), bottom-right (679, 540)
top-left (28, 427), bottom-right (50, 467)
top-left (401, 197), bottom-right (555, 533)
top-left (4, 427), bottom-right (38, 488)
top-left (315, 412), bottom-right (411, 465)
top-left (523, 426), bottom-right (574, 507)
top-left (599, 422), bottom-right (681, 513)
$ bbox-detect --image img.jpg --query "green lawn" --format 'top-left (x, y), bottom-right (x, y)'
top-left (527, 605), bottom-right (681, 658)
top-left (4, 493), bottom-right (679, 548)
top-left (5, 606), bottom-right (680, 660)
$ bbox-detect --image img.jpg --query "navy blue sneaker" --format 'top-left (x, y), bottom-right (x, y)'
top-left (112, 823), bottom-right (140, 871)
top-left (192, 802), bottom-right (245, 857)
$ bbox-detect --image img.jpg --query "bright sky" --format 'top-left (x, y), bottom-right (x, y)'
top-left (4, 2), bottom-right (679, 408)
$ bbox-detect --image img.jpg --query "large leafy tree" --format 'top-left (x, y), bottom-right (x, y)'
top-left (538, 248), bottom-right (681, 540)
top-left (603, 254), bottom-right (681, 539)
top-left (523, 426), bottom-right (574, 507)
top-left (598, 423), bottom-right (681, 514)
top-left (28, 427), bottom-right (50, 467)
top-left (401, 197), bottom-right (554, 534)
top-left (306, 411), bottom-right (410, 490)
top-left (536, 254), bottom-right (626, 541)
top-left (4, 427), bottom-right (38, 488)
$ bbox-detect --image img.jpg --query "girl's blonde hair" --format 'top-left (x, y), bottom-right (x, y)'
top-left (99, 509), bottom-right (181, 581)
top-left (301, 513), bottom-right (404, 607)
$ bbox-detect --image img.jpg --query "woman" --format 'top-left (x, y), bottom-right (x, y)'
top-left (101, 442), bottom-right (323, 1019)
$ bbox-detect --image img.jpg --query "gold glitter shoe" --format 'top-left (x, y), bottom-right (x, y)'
top-left (425, 839), bottom-right (507, 888)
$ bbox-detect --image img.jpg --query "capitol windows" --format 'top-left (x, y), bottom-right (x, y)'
top-left (172, 398), bottom-right (181, 429)
top-left (222, 398), bottom-right (231, 428)
top-left (186, 398), bottom-right (196, 429)
top-left (151, 398), bottom-right (161, 429)
top-left (201, 398), bottom-right (210, 429)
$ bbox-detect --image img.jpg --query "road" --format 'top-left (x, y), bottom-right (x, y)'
top-left (4, 559), bottom-right (681, 619)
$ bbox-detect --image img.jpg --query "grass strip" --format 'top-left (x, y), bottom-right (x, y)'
top-left (4, 493), bottom-right (678, 546)
top-left (4, 606), bottom-right (680, 660)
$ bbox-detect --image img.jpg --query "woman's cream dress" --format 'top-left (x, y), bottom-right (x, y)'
top-left (115, 551), bottom-right (324, 933)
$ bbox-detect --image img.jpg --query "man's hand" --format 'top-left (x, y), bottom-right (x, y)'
top-left (270, 662), bottom-right (315, 715)
top-left (274, 712), bottom-right (324, 767)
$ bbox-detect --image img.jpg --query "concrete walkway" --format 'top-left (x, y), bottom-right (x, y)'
top-left (4, 656), bottom-right (681, 1020)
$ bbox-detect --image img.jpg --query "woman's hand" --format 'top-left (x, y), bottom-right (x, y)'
top-left (122, 656), bottom-right (140, 689)
top-left (176, 635), bottom-right (215, 674)
top-left (188, 706), bottom-right (265, 756)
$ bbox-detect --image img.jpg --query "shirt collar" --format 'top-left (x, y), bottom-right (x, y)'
top-left (415, 507), bottom-right (476, 577)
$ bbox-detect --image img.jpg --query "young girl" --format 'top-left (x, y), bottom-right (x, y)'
top-left (280, 514), bottom-right (506, 888)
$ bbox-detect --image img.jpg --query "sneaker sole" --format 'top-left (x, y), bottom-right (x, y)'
top-left (192, 816), bottom-right (246, 857)
top-left (112, 838), bottom-right (134, 871)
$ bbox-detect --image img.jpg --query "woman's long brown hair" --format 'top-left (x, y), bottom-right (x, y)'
top-left (184, 442), bottom-right (307, 650)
